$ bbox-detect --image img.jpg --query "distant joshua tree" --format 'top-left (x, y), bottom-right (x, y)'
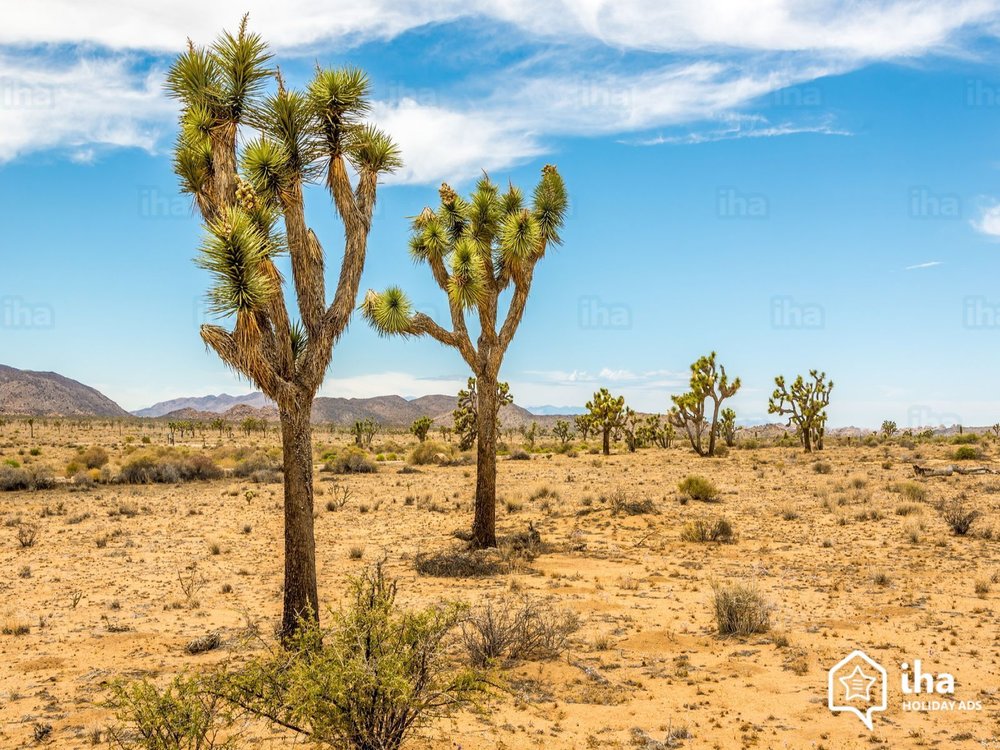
top-left (363, 168), bottom-right (568, 548)
top-left (452, 377), bottom-right (513, 453)
top-left (410, 416), bottom-right (433, 443)
top-left (881, 420), bottom-right (898, 440)
top-left (768, 370), bottom-right (833, 453)
top-left (586, 388), bottom-right (626, 456)
top-left (353, 419), bottom-right (379, 448)
top-left (669, 352), bottom-right (740, 457)
top-left (718, 407), bottom-right (737, 448)
top-left (574, 414), bottom-right (593, 441)
top-left (553, 419), bottom-right (574, 445)
top-left (167, 18), bottom-right (400, 638)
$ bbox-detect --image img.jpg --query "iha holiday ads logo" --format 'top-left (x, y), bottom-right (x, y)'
top-left (828, 650), bottom-right (983, 730)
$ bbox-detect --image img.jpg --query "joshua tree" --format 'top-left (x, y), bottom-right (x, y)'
top-left (363, 168), bottom-right (568, 547)
top-left (452, 377), bottom-right (512, 453)
top-left (880, 420), bottom-right (898, 440)
top-left (210, 417), bottom-right (229, 437)
top-left (410, 416), bottom-right (433, 443)
top-left (718, 407), bottom-right (737, 448)
top-left (574, 414), bottom-right (593, 441)
top-left (520, 421), bottom-right (539, 449)
top-left (669, 352), bottom-right (740, 457)
top-left (638, 414), bottom-right (674, 448)
top-left (167, 19), bottom-right (400, 638)
top-left (353, 419), bottom-right (379, 449)
top-left (586, 388), bottom-right (626, 456)
top-left (768, 370), bottom-right (833, 453)
top-left (553, 419), bottom-right (574, 446)
top-left (622, 407), bottom-right (642, 452)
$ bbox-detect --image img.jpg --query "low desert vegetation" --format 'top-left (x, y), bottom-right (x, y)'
top-left (680, 516), bottom-right (735, 543)
top-left (678, 474), bottom-right (719, 502)
top-left (712, 581), bottom-right (772, 636)
top-left (118, 449), bottom-right (223, 484)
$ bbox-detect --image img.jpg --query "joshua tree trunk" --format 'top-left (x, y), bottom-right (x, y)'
top-left (802, 427), bottom-right (812, 453)
top-left (708, 400), bottom-right (720, 457)
top-left (602, 426), bottom-right (611, 455)
top-left (279, 400), bottom-right (318, 636)
top-left (473, 370), bottom-right (499, 549)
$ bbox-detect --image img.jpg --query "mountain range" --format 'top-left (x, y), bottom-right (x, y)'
top-left (0, 364), bottom-right (130, 418)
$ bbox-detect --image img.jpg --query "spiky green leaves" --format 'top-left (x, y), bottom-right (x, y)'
top-left (211, 17), bottom-right (271, 119)
top-left (499, 209), bottom-right (541, 266)
top-left (409, 213), bottom-right (448, 263)
top-left (174, 138), bottom-right (213, 197)
top-left (346, 124), bottom-right (402, 176)
top-left (533, 164), bottom-right (568, 246)
top-left (197, 206), bottom-right (277, 318)
top-left (361, 288), bottom-right (414, 335)
top-left (308, 67), bottom-right (371, 127)
top-left (448, 239), bottom-right (487, 309)
top-left (256, 88), bottom-right (318, 178)
top-left (241, 137), bottom-right (291, 204)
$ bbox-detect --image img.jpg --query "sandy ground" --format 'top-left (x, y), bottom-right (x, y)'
top-left (0, 423), bottom-right (997, 749)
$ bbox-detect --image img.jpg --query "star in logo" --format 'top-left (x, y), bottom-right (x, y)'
top-left (839, 664), bottom-right (877, 701)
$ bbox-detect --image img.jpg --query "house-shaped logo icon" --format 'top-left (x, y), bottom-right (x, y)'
top-left (828, 650), bottom-right (887, 730)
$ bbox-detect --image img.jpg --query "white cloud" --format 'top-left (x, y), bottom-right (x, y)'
top-left (973, 201), bottom-right (1000, 237)
top-left (0, 51), bottom-right (173, 162)
top-left (319, 371), bottom-right (466, 400)
top-left (3, 1), bottom-right (999, 179)
top-left (4, 1), bottom-right (997, 57)
top-left (904, 261), bottom-right (943, 270)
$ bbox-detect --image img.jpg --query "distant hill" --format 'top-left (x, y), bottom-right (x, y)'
top-left (527, 405), bottom-right (586, 416)
top-left (0, 364), bottom-right (130, 418)
top-left (141, 391), bottom-right (566, 429)
top-left (133, 392), bottom-right (273, 418)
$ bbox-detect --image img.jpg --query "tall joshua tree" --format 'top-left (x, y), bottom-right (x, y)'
top-left (167, 18), bottom-right (400, 638)
top-left (768, 370), bottom-right (833, 452)
top-left (363, 168), bottom-right (568, 548)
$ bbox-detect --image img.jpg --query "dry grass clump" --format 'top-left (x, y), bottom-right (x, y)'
top-left (607, 487), bottom-right (657, 515)
top-left (415, 546), bottom-right (521, 578)
top-left (680, 516), bottom-right (735, 543)
top-left (894, 481), bottom-right (928, 503)
top-left (462, 595), bottom-right (579, 666)
top-left (712, 581), bottom-right (771, 636)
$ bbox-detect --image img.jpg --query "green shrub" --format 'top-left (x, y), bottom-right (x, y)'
top-left (408, 441), bottom-right (450, 466)
top-left (951, 433), bottom-right (979, 445)
top-left (232, 451), bottom-right (280, 478)
top-left (212, 563), bottom-right (485, 750)
top-left (678, 475), bottom-right (719, 501)
top-left (106, 674), bottom-right (236, 749)
top-left (323, 447), bottom-right (377, 474)
top-left (952, 445), bottom-right (982, 461)
top-left (81, 446), bottom-right (110, 469)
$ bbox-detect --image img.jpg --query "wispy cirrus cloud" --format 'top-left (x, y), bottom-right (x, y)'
top-left (904, 261), bottom-right (943, 270)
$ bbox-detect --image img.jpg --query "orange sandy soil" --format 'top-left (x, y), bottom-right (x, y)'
top-left (0, 423), bottom-right (997, 749)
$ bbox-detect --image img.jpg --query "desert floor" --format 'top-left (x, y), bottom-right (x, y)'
top-left (0, 424), bottom-right (997, 749)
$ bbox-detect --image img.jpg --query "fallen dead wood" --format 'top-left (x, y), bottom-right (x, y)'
top-left (912, 464), bottom-right (997, 477)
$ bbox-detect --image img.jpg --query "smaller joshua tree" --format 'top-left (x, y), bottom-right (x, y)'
top-left (718, 407), bottom-right (737, 448)
top-left (453, 377), bottom-right (512, 453)
top-left (768, 370), bottom-right (833, 452)
top-left (553, 419), bottom-right (574, 446)
top-left (574, 414), bottom-right (593, 441)
top-left (880, 420), bottom-right (897, 441)
top-left (586, 388), bottom-right (626, 455)
top-left (669, 352), bottom-right (740, 457)
top-left (410, 416), bottom-right (433, 443)
top-left (363, 167), bottom-right (568, 548)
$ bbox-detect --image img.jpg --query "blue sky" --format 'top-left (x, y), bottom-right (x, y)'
top-left (4, 1), bottom-right (1000, 427)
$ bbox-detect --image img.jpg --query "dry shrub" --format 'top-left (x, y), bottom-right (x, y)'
top-left (608, 488), bottom-right (657, 515)
top-left (462, 595), bottom-right (580, 667)
top-left (941, 500), bottom-right (979, 535)
top-left (0, 465), bottom-right (55, 492)
top-left (712, 581), bottom-right (771, 636)
top-left (408, 441), bottom-right (451, 466)
top-left (118, 449), bottom-right (223, 484)
top-left (680, 517), bottom-right (735, 543)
